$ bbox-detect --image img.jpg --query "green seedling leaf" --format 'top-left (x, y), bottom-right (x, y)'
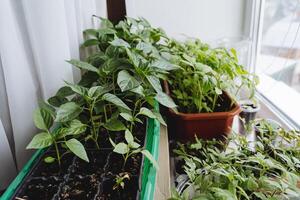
top-left (55, 86), bottom-right (74, 97)
top-left (48, 96), bottom-right (68, 107)
top-left (146, 75), bottom-right (162, 93)
top-left (138, 107), bottom-right (156, 118)
top-left (67, 59), bottom-right (99, 73)
top-left (55, 102), bottom-right (83, 122)
top-left (98, 28), bottom-right (116, 36)
top-left (102, 93), bottom-right (131, 110)
top-left (104, 118), bottom-right (126, 131)
top-left (113, 142), bottom-right (129, 154)
top-left (88, 85), bottom-right (112, 98)
top-left (65, 82), bottom-right (88, 96)
top-left (33, 108), bottom-right (53, 131)
top-left (65, 138), bottom-right (89, 162)
top-left (61, 119), bottom-right (87, 137)
top-left (155, 92), bottom-right (177, 108)
top-left (109, 137), bottom-right (116, 147)
top-left (26, 132), bottom-right (53, 149)
top-left (117, 70), bottom-right (140, 92)
top-left (141, 150), bottom-right (159, 170)
top-left (125, 129), bottom-right (134, 144)
top-left (110, 38), bottom-right (130, 48)
top-left (82, 39), bottom-right (100, 47)
top-left (44, 156), bottom-right (55, 163)
top-left (153, 112), bottom-right (167, 126)
top-left (130, 85), bottom-right (145, 97)
top-left (151, 58), bottom-right (181, 71)
top-left (120, 113), bottom-right (134, 122)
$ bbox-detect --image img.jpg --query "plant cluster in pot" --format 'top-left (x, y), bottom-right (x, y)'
top-left (8, 17), bottom-right (179, 200)
top-left (163, 39), bottom-right (258, 141)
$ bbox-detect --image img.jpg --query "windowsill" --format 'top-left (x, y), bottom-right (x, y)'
top-left (256, 73), bottom-right (300, 129)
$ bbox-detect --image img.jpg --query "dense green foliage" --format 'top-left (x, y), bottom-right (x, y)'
top-left (165, 39), bottom-right (258, 113)
top-left (26, 17), bottom-right (180, 170)
top-left (170, 123), bottom-right (300, 200)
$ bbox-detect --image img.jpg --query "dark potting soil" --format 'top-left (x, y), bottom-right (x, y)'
top-left (15, 177), bottom-right (62, 200)
top-left (96, 176), bottom-right (139, 200)
top-left (13, 120), bottom-right (147, 200)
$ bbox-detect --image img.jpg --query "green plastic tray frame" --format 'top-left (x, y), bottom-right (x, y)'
top-left (1, 114), bottom-right (160, 200)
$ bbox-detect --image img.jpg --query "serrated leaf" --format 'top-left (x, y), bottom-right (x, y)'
top-left (65, 139), bottom-right (89, 162)
top-left (103, 118), bottom-right (126, 131)
top-left (110, 38), bottom-right (130, 48)
top-left (55, 102), bottom-right (83, 122)
top-left (117, 70), bottom-right (140, 92)
top-left (141, 150), bottom-right (159, 170)
top-left (155, 92), bottom-right (177, 108)
top-left (44, 156), bottom-right (56, 163)
top-left (125, 129), bottom-right (134, 144)
top-left (33, 108), bottom-right (53, 130)
top-left (102, 93), bottom-right (131, 110)
top-left (113, 142), bottom-right (129, 154)
top-left (26, 132), bottom-right (53, 149)
top-left (67, 59), bottom-right (99, 73)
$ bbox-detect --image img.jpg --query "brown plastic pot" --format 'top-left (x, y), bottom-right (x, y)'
top-left (164, 81), bottom-right (241, 141)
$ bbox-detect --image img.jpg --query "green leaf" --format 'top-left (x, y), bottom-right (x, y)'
top-left (87, 85), bottom-right (112, 98)
top-left (26, 132), bottom-right (53, 149)
top-left (155, 92), bottom-right (177, 108)
top-left (33, 108), bottom-right (53, 130)
top-left (125, 129), bottom-right (134, 144)
top-left (83, 29), bottom-right (98, 37)
top-left (65, 119), bottom-right (86, 136)
top-left (65, 139), bottom-right (89, 162)
top-left (146, 75), bottom-right (162, 93)
top-left (141, 150), bottom-right (159, 170)
top-left (110, 38), bottom-right (130, 48)
top-left (102, 93), bottom-right (131, 110)
top-left (138, 107), bottom-right (156, 118)
top-left (103, 118), bottom-right (126, 131)
top-left (56, 86), bottom-right (74, 97)
top-left (130, 85), bottom-right (144, 97)
top-left (120, 113), bottom-right (134, 122)
top-left (117, 70), bottom-right (140, 92)
top-left (55, 102), bottom-right (83, 122)
top-left (113, 142), bottom-right (129, 154)
top-left (98, 28), bottom-right (117, 36)
top-left (44, 156), bottom-right (56, 163)
top-left (151, 58), bottom-right (181, 71)
top-left (136, 41), bottom-right (154, 54)
top-left (82, 39), bottom-right (100, 47)
top-left (153, 112), bottom-right (167, 126)
top-left (48, 96), bottom-right (68, 107)
top-left (65, 82), bottom-right (88, 96)
top-left (67, 59), bottom-right (99, 73)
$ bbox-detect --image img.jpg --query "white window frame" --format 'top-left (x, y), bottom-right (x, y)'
top-left (248, 0), bottom-right (300, 130)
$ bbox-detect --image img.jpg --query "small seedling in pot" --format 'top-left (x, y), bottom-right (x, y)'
top-left (113, 172), bottom-right (130, 190)
top-left (27, 103), bottom-right (89, 166)
top-left (110, 129), bottom-right (159, 170)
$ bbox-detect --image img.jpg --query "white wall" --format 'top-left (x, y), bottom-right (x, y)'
top-left (126, 0), bottom-right (247, 44)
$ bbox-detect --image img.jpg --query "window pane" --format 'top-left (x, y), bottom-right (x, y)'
top-left (258, 0), bottom-right (300, 92)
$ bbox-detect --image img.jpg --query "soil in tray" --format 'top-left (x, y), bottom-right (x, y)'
top-left (58, 175), bottom-right (100, 200)
top-left (106, 153), bottom-right (142, 176)
top-left (96, 176), bottom-right (139, 200)
top-left (15, 177), bottom-right (62, 200)
top-left (32, 152), bottom-right (74, 177)
top-left (70, 150), bottom-right (110, 176)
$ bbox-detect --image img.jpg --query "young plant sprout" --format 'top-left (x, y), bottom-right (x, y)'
top-left (110, 129), bottom-right (159, 170)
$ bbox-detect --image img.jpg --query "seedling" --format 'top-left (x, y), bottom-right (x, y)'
top-left (113, 172), bottom-right (130, 190)
top-left (110, 129), bottom-right (159, 170)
